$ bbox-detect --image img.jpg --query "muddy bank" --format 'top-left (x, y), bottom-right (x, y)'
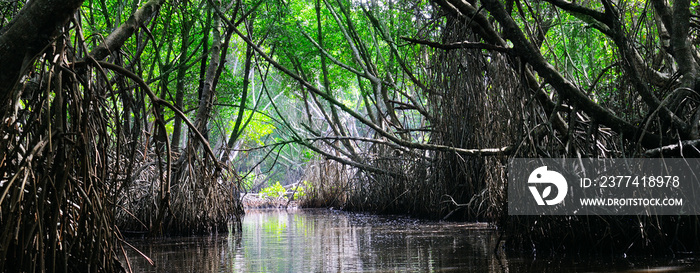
top-left (241, 193), bottom-right (299, 209)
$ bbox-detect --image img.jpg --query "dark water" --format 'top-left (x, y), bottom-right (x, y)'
top-left (123, 209), bottom-right (699, 272)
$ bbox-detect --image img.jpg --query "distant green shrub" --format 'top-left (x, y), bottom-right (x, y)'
top-left (260, 181), bottom-right (287, 199)
top-left (291, 181), bottom-right (308, 200)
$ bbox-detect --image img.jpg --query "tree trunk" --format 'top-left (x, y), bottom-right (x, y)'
top-left (89, 0), bottom-right (166, 60)
top-left (173, 5), bottom-right (192, 152)
top-left (0, 0), bottom-right (84, 117)
top-left (222, 44), bottom-right (253, 163)
top-left (192, 3), bottom-right (222, 145)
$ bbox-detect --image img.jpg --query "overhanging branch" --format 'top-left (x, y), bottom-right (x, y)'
top-left (478, 0), bottom-right (667, 148)
top-left (401, 36), bottom-right (511, 53)
top-left (233, 26), bottom-right (513, 157)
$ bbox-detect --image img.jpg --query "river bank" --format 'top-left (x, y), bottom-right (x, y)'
top-left (240, 193), bottom-right (299, 209)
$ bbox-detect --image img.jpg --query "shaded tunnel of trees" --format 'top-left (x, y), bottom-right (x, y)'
top-left (1, 0), bottom-right (700, 271)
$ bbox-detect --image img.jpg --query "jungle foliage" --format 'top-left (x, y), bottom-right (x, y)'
top-left (1, 0), bottom-right (700, 271)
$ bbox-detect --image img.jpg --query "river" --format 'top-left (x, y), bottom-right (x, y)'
top-left (123, 209), bottom-right (698, 272)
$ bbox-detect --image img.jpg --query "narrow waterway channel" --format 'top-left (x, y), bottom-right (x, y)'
top-left (123, 209), bottom-right (698, 272)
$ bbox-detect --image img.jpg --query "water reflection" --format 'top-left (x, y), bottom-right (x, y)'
top-left (123, 209), bottom-right (699, 272)
top-left (236, 209), bottom-right (501, 272)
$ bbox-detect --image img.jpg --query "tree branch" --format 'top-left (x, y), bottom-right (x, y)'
top-left (541, 0), bottom-right (610, 34)
top-left (73, 60), bottom-right (220, 164)
top-left (435, 0), bottom-right (570, 137)
top-left (479, 0), bottom-right (666, 148)
top-left (233, 26), bottom-right (513, 156)
top-left (544, 0), bottom-right (671, 87)
top-left (644, 139), bottom-right (700, 157)
top-left (0, 0), bottom-right (85, 116)
top-left (670, 0), bottom-right (698, 79)
top-left (89, 0), bottom-right (166, 60)
top-left (651, 0), bottom-right (673, 35)
top-left (401, 36), bottom-right (511, 53)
